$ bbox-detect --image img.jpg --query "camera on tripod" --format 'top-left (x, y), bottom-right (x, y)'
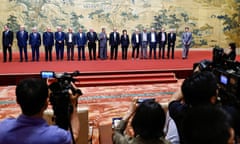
top-left (40, 70), bottom-right (82, 130)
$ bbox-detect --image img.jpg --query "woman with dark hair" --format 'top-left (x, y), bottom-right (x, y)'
top-left (112, 99), bottom-right (169, 144)
top-left (223, 43), bottom-right (236, 61)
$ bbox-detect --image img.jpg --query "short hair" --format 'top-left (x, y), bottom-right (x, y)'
top-left (181, 71), bottom-right (218, 106)
top-left (131, 100), bottom-right (166, 140)
top-left (182, 105), bottom-right (232, 144)
top-left (16, 78), bottom-right (49, 116)
top-left (229, 43), bottom-right (236, 51)
top-left (122, 29), bottom-right (127, 33)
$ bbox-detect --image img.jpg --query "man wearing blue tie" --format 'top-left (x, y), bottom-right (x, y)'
top-left (55, 26), bottom-right (65, 60)
top-left (182, 27), bottom-right (192, 59)
top-left (16, 25), bottom-right (28, 62)
top-left (29, 27), bottom-right (41, 62)
top-left (43, 27), bottom-right (54, 61)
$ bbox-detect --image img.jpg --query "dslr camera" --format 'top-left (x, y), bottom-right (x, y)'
top-left (40, 70), bottom-right (82, 130)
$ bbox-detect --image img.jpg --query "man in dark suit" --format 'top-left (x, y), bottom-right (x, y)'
top-left (167, 29), bottom-right (176, 59)
top-left (147, 28), bottom-right (158, 59)
top-left (131, 29), bottom-right (141, 60)
top-left (16, 25), bottom-right (28, 62)
top-left (75, 28), bottom-right (87, 61)
top-left (158, 28), bottom-right (167, 59)
top-left (65, 28), bottom-right (75, 61)
top-left (109, 27), bottom-right (120, 60)
top-left (43, 27), bottom-right (54, 61)
top-left (29, 27), bottom-right (41, 62)
top-left (54, 26), bottom-right (65, 60)
top-left (87, 28), bottom-right (98, 60)
top-left (2, 25), bottom-right (13, 62)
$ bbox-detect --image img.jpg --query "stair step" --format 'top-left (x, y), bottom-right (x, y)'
top-left (76, 78), bottom-right (177, 87)
top-left (77, 73), bottom-right (175, 81)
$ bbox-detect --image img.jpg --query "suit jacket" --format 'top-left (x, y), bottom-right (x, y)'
top-left (2, 30), bottom-right (13, 47)
top-left (86, 32), bottom-right (98, 43)
top-left (43, 31), bottom-right (54, 47)
top-left (131, 33), bottom-right (141, 47)
top-left (167, 33), bottom-right (176, 45)
top-left (54, 31), bottom-right (65, 45)
top-left (147, 32), bottom-right (158, 44)
top-left (16, 30), bottom-right (28, 47)
top-left (99, 32), bottom-right (108, 47)
top-left (109, 32), bottom-right (120, 46)
top-left (158, 32), bottom-right (167, 45)
top-left (120, 34), bottom-right (130, 47)
top-left (182, 32), bottom-right (192, 45)
top-left (75, 32), bottom-right (87, 46)
top-left (65, 32), bottom-right (76, 45)
top-left (29, 32), bottom-right (41, 47)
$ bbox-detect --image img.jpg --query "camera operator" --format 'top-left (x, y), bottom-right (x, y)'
top-left (223, 42), bottom-right (236, 61)
top-left (168, 70), bottom-right (240, 143)
top-left (112, 98), bottom-right (170, 144)
top-left (0, 78), bottom-right (80, 144)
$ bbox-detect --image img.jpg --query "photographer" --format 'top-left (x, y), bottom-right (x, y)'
top-left (223, 43), bottom-right (236, 61)
top-left (168, 70), bottom-right (240, 143)
top-left (0, 78), bottom-right (80, 144)
top-left (112, 98), bottom-right (170, 144)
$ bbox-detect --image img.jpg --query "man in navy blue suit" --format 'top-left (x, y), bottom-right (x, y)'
top-left (2, 25), bottom-right (14, 62)
top-left (148, 28), bottom-right (158, 59)
top-left (75, 28), bottom-right (87, 61)
top-left (29, 27), bottom-right (41, 62)
top-left (16, 25), bottom-right (28, 62)
top-left (43, 27), bottom-right (54, 61)
top-left (54, 26), bottom-right (65, 60)
top-left (87, 28), bottom-right (98, 60)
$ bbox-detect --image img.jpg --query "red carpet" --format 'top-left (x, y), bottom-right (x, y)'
top-left (0, 50), bottom-right (212, 74)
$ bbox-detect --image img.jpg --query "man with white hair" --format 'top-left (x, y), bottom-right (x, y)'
top-left (147, 27), bottom-right (158, 59)
top-left (65, 27), bottom-right (75, 61)
top-left (158, 27), bottom-right (167, 59)
top-left (87, 28), bottom-right (98, 60)
top-left (16, 25), bottom-right (28, 62)
top-left (43, 27), bottom-right (54, 61)
top-left (109, 27), bottom-right (120, 60)
top-left (140, 28), bottom-right (148, 59)
top-left (29, 27), bottom-right (41, 61)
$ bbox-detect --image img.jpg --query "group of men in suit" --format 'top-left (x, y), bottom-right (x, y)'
top-left (2, 25), bottom-right (192, 62)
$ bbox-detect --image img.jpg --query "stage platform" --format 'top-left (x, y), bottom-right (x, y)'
top-left (0, 49), bottom-right (213, 86)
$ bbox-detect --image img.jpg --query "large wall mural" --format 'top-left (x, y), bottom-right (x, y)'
top-left (0, 0), bottom-right (239, 49)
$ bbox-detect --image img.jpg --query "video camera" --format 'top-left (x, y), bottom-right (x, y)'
top-left (40, 70), bottom-right (82, 130)
top-left (195, 47), bottom-right (240, 106)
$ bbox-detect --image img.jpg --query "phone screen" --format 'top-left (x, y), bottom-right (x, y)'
top-left (112, 117), bottom-right (122, 128)
top-left (40, 71), bottom-right (55, 79)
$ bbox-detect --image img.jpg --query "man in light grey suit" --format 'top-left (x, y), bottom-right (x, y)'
top-left (181, 27), bottom-right (192, 59)
top-left (99, 27), bottom-right (108, 60)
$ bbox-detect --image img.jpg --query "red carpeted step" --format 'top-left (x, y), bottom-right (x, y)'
top-left (76, 78), bottom-right (177, 87)
top-left (74, 72), bottom-right (177, 87)
top-left (76, 72), bottom-right (176, 81)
